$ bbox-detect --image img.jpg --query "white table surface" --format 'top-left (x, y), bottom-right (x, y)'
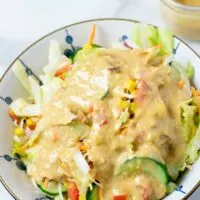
top-left (0, 0), bottom-right (199, 199)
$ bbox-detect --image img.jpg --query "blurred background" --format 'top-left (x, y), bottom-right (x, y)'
top-left (0, 0), bottom-right (199, 199)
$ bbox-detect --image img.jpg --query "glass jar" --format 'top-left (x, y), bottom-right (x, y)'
top-left (160, 0), bottom-right (200, 40)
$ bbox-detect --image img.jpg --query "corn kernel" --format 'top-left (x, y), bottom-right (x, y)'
top-left (120, 100), bottom-right (129, 110)
top-left (83, 43), bottom-right (92, 50)
top-left (126, 79), bottom-right (137, 91)
top-left (130, 102), bottom-right (137, 113)
top-left (131, 89), bottom-right (137, 95)
top-left (26, 119), bottom-right (36, 127)
top-left (14, 128), bottom-right (24, 136)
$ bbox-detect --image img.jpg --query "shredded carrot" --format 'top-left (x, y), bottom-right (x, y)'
top-left (55, 64), bottom-right (71, 78)
top-left (191, 86), bottom-right (200, 96)
top-left (121, 127), bottom-right (128, 135)
top-left (43, 178), bottom-right (49, 188)
top-left (8, 108), bottom-right (19, 122)
top-left (57, 72), bottom-right (67, 80)
top-left (79, 143), bottom-right (88, 152)
top-left (99, 188), bottom-right (103, 200)
top-left (101, 119), bottom-right (108, 126)
top-left (178, 80), bottom-right (185, 89)
top-left (52, 132), bottom-right (58, 143)
top-left (88, 105), bottom-right (94, 113)
top-left (88, 24), bottom-right (96, 45)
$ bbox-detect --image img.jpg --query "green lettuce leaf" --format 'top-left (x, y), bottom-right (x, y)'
top-left (131, 24), bottom-right (157, 48)
top-left (171, 61), bottom-right (194, 81)
top-left (185, 123), bottom-right (200, 164)
top-left (131, 23), bottom-right (174, 55)
top-left (186, 62), bottom-right (195, 81)
top-left (180, 98), bottom-right (198, 142)
top-left (157, 28), bottom-right (173, 55)
top-left (179, 98), bottom-right (200, 170)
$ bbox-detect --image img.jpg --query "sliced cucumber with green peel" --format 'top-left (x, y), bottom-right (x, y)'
top-left (73, 44), bottom-right (101, 63)
top-left (87, 183), bottom-right (99, 200)
top-left (118, 157), bottom-right (169, 185)
top-left (37, 181), bottom-right (67, 197)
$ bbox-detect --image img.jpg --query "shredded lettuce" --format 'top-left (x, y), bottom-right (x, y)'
top-left (157, 28), bottom-right (173, 55)
top-left (180, 99), bottom-right (198, 142)
top-left (171, 61), bottom-right (186, 78)
top-left (171, 61), bottom-right (192, 98)
top-left (185, 123), bottom-right (200, 164)
top-left (131, 24), bottom-right (173, 55)
top-left (179, 98), bottom-right (200, 170)
top-left (186, 62), bottom-right (195, 81)
top-left (131, 24), bottom-right (157, 48)
top-left (168, 61), bottom-right (194, 82)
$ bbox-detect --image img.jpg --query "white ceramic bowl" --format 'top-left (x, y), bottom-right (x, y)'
top-left (0, 18), bottom-right (200, 200)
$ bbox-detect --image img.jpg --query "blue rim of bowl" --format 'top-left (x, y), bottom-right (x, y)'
top-left (0, 18), bottom-right (200, 200)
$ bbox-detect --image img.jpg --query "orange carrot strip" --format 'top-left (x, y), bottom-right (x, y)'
top-left (8, 108), bottom-right (19, 122)
top-left (79, 143), bottom-right (88, 152)
top-left (52, 132), bottom-right (58, 143)
top-left (88, 24), bottom-right (96, 45)
top-left (55, 64), bottom-right (71, 77)
top-left (88, 105), bottom-right (94, 113)
top-left (178, 80), bottom-right (185, 89)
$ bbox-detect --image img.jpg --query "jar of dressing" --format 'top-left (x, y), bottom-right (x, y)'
top-left (160, 0), bottom-right (200, 40)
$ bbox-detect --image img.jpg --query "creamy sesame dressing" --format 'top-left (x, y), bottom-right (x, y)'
top-left (26, 48), bottom-right (189, 200)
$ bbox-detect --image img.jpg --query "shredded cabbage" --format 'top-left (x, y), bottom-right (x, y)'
top-left (41, 77), bottom-right (64, 103)
top-left (48, 40), bottom-right (63, 65)
top-left (9, 98), bottom-right (41, 117)
top-left (12, 60), bottom-right (31, 91)
top-left (58, 183), bottom-right (64, 200)
top-left (74, 150), bottom-right (90, 175)
top-left (10, 98), bottom-right (28, 115)
top-left (43, 40), bottom-right (71, 75)
top-left (21, 104), bottom-right (41, 116)
top-left (29, 76), bottom-right (42, 105)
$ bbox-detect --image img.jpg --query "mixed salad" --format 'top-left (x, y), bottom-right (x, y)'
top-left (9, 24), bottom-right (200, 200)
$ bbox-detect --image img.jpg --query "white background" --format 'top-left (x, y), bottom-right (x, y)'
top-left (0, 0), bottom-right (199, 199)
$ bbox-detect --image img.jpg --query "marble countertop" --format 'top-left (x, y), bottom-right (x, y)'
top-left (0, 0), bottom-right (199, 199)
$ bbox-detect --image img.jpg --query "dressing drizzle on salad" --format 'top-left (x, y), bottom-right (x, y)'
top-left (9, 25), bottom-right (200, 200)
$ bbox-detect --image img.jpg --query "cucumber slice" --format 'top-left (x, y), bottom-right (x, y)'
top-left (87, 183), bottom-right (99, 200)
top-left (37, 181), bottom-right (67, 197)
top-left (72, 44), bottom-right (101, 63)
top-left (118, 157), bottom-right (169, 185)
